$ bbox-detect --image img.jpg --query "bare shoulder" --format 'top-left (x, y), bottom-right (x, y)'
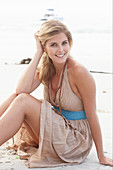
top-left (67, 58), bottom-right (95, 86)
top-left (67, 58), bottom-right (90, 77)
top-left (67, 58), bottom-right (97, 118)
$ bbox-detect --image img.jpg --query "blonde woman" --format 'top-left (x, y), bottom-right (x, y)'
top-left (0, 20), bottom-right (112, 168)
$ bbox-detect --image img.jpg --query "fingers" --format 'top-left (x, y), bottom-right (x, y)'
top-left (34, 31), bottom-right (41, 42)
top-left (106, 160), bottom-right (113, 167)
top-left (34, 33), bottom-right (39, 39)
top-left (100, 157), bottom-right (113, 167)
top-left (33, 32), bottom-right (44, 55)
top-left (108, 158), bottom-right (113, 166)
top-left (34, 30), bottom-right (40, 38)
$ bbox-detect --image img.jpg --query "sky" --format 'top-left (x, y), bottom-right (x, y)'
top-left (0, 0), bottom-right (112, 30)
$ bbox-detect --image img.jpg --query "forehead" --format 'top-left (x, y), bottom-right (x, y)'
top-left (47, 32), bottom-right (68, 43)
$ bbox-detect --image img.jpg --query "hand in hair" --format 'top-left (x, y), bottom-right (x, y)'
top-left (34, 31), bottom-right (44, 56)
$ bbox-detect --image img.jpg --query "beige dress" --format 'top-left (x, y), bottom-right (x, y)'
top-left (9, 65), bottom-right (93, 168)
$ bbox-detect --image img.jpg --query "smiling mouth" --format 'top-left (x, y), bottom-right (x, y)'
top-left (55, 54), bottom-right (65, 58)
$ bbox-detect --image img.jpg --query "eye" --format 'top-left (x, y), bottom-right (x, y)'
top-left (62, 41), bottom-right (68, 45)
top-left (50, 43), bottom-right (57, 47)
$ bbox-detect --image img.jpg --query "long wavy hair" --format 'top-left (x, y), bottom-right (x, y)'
top-left (37, 20), bottom-right (73, 86)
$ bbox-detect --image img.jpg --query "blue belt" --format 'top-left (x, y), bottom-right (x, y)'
top-left (53, 106), bottom-right (87, 120)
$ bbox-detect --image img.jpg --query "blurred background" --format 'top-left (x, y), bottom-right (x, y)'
top-left (0, 0), bottom-right (112, 72)
top-left (0, 0), bottom-right (112, 112)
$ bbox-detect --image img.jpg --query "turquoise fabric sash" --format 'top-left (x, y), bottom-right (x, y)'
top-left (53, 106), bottom-right (87, 120)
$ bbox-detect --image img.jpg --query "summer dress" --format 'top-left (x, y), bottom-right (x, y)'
top-left (9, 64), bottom-right (93, 168)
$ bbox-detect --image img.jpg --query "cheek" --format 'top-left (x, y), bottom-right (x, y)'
top-left (67, 44), bottom-right (70, 50)
top-left (46, 47), bottom-right (56, 56)
top-left (67, 46), bottom-right (71, 53)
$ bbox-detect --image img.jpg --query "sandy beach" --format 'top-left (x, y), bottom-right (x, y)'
top-left (0, 0), bottom-right (112, 168)
top-left (0, 64), bottom-right (112, 170)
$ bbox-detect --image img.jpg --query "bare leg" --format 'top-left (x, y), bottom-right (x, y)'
top-left (0, 92), bottom-right (39, 144)
top-left (0, 93), bottom-right (41, 146)
top-left (0, 92), bottom-right (17, 117)
top-left (23, 120), bottom-right (38, 144)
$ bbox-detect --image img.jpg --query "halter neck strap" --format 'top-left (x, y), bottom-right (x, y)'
top-left (50, 61), bottom-right (69, 125)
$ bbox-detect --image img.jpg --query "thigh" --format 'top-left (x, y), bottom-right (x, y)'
top-left (17, 93), bottom-right (41, 144)
top-left (0, 92), bottom-right (17, 117)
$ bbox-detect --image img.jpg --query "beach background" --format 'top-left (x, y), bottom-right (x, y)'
top-left (0, 0), bottom-right (112, 169)
top-left (0, 0), bottom-right (112, 112)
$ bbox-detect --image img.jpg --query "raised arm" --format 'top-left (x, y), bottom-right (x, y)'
top-left (72, 64), bottom-right (113, 166)
top-left (16, 33), bottom-right (44, 94)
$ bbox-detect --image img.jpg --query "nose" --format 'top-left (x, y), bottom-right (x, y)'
top-left (57, 45), bottom-right (63, 53)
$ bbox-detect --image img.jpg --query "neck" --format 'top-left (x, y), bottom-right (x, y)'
top-left (56, 65), bottom-right (64, 75)
top-left (53, 60), bottom-right (67, 76)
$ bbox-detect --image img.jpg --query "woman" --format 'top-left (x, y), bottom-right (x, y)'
top-left (0, 20), bottom-right (112, 168)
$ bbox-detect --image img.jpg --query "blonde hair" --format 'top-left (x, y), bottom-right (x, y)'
top-left (37, 20), bottom-right (73, 86)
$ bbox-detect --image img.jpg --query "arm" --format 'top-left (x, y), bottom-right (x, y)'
top-left (73, 64), bottom-right (113, 166)
top-left (16, 33), bottom-right (43, 94)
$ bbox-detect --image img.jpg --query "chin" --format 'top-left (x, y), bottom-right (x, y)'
top-left (54, 55), bottom-right (68, 63)
top-left (56, 58), bottom-right (67, 64)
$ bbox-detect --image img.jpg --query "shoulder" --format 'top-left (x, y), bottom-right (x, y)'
top-left (67, 58), bottom-right (96, 91)
top-left (67, 57), bottom-right (86, 71)
top-left (67, 58), bottom-right (92, 79)
top-left (67, 59), bottom-right (97, 118)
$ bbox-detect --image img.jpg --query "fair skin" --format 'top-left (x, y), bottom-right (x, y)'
top-left (0, 34), bottom-right (43, 145)
top-left (45, 32), bottom-right (70, 100)
top-left (0, 32), bottom-right (112, 166)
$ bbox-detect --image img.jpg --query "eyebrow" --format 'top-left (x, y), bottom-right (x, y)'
top-left (50, 40), bottom-right (68, 45)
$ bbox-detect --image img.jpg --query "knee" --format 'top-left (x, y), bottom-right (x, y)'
top-left (10, 92), bottom-right (18, 99)
top-left (14, 93), bottom-right (30, 105)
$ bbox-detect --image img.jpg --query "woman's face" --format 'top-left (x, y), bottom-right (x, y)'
top-left (45, 32), bottom-right (70, 64)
